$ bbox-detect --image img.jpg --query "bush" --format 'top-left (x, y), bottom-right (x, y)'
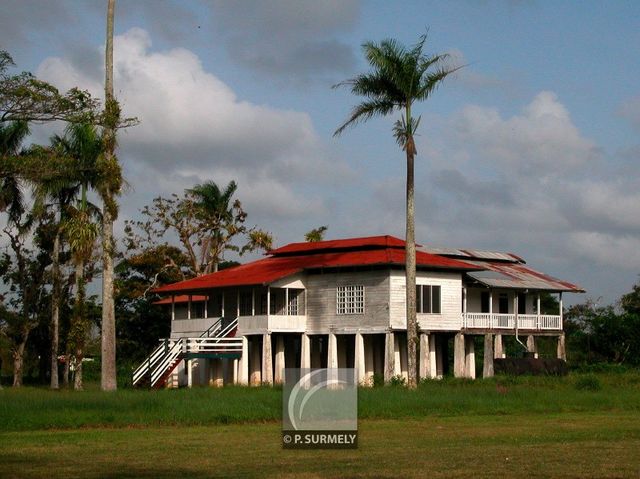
top-left (390, 375), bottom-right (406, 387)
top-left (574, 374), bottom-right (602, 391)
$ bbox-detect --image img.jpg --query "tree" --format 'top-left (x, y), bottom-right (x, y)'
top-left (305, 226), bottom-right (328, 242)
top-left (101, 0), bottom-right (119, 392)
top-left (49, 123), bottom-right (102, 390)
top-left (0, 121), bottom-right (30, 223)
top-left (1, 50), bottom-right (98, 125)
top-left (334, 33), bottom-right (459, 388)
top-left (125, 182), bottom-right (273, 278)
top-left (0, 215), bottom-right (53, 387)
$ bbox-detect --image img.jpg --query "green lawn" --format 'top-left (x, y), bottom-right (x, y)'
top-left (1, 373), bottom-right (640, 478)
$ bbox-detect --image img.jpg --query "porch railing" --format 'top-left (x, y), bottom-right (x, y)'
top-left (463, 313), bottom-right (561, 330)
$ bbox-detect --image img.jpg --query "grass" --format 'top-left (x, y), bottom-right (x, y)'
top-left (1, 372), bottom-right (640, 477)
top-left (1, 372), bottom-right (639, 431)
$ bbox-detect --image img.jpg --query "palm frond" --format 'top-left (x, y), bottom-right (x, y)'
top-left (334, 98), bottom-right (396, 137)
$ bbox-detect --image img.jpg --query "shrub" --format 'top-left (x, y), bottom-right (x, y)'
top-left (390, 375), bottom-right (406, 387)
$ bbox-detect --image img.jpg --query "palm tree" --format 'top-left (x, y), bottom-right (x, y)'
top-left (334, 33), bottom-right (459, 388)
top-left (305, 226), bottom-right (328, 242)
top-left (0, 120), bottom-right (29, 223)
top-left (101, 0), bottom-right (120, 391)
top-left (48, 123), bottom-right (102, 390)
top-left (188, 180), bottom-right (242, 273)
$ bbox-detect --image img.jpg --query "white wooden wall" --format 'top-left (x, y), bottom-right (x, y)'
top-left (390, 270), bottom-right (463, 331)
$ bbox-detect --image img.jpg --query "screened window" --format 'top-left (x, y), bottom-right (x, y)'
top-left (416, 285), bottom-right (441, 314)
top-left (480, 292), bottom-right (490, 313)
top-left (517, 293), bottom-right (527, 315)
top-left (239, 290), bottom-right (253, 316)
top-left (336, 285), bottom-right (365, 315)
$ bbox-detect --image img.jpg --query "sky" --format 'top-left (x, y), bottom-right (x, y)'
top-left (1, 0), bottom-right (639, 305)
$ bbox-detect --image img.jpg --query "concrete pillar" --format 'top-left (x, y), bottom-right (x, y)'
top-left (465, 336), bottom-right (476, 379)
top-left (453, 333), bottom-right (466, 378)
top-left (274, 335), bottom-right (285, 384)
top-left (494, 333), bottom-right (505, 359)
top-left (237, 336), bottom-right (249, 385)
top-left (429, 334), bottom-right (438, 379)
top-left (249, 338), bottom-right (261, 385)
top-left (300, 334), bottom-right (311, 370)
top-left (187, 358), bottom-right (193, 388)
top-left (327, 332), bottom-right (338, 369)
top-left (232, 358), bottom-right (238, 385)
top-left (527, 335), bottom-right (538, 358)
top-left (262, 333), bottom-right (273, 385)
top-left (483, 334), bottom-right (494, 378)
top-left (355, 332), bottom-right (365, 385)
top-left (393, 334), bottom-right (402, 377)
top-left (557, 333), bottom-right (566, 360)
top-left (419, 333), bottom-right (430, 380)
top-left (384, 330), bottom-right (395, 383)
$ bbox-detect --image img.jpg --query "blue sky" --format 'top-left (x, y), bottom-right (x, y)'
top-left (2, 0), bottom-right (639, 305)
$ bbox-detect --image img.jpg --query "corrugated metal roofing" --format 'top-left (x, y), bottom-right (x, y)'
top-left (423, 246), bottom-right (523, 263)
top-left (465, 260), bottom-right (583, 292)
top-left (154, 237), bottom-right (480, 294)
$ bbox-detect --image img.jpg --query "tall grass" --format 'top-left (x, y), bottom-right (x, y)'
top-left (1, 371), bottom-right (639, 432)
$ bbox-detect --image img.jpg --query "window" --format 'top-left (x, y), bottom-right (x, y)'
top-left (336, 285), bottom-right (365, 315)
top-left (416, 285), bottom-right (441, 314)
top-left (288, 290), bottom-right (299, 315)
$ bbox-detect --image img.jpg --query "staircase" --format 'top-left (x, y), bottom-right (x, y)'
top-left (132, 317), bottom-right (242, 388)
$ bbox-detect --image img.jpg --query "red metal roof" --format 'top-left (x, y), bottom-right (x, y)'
top-left (154, 237), bottom-right (480, 294)
top-left (153, 295), bottom-right (207, 305)
top-left (268, 235), bottom-right (411, 256)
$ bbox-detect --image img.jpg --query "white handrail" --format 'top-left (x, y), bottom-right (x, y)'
top-left (151, 338), bottom-right (183, 387)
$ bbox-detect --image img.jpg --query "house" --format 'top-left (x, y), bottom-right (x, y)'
top-left (133, 235), bottom-right (583, 388)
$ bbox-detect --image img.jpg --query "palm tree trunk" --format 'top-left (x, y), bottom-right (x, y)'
top-left (101, 0), bottom-right (117, 391)
top-left (50, 228), bottom-right (60, 389)
top-left (73, 260), bottom-right (85, 391)
top-left (405, 144), bottom-right (418, 389)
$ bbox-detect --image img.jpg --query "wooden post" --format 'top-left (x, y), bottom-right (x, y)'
top-left (483, 334), bottom-right (494, 378)
top-left (262, 333), bottom-right (273, 385)
top-left (384, 330), bottom-right (395, 383)
top-left (537, 292), bottom-right (541, 329)
top-left (453, 333), bottom-right (466, 378)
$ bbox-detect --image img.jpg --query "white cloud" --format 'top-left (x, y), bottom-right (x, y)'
top-left (448, 91), bottom-right (600, 175)
top-left (35, 28), bottom-right (349, 226)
